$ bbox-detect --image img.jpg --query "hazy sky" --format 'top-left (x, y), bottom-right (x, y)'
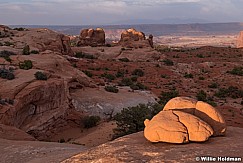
top-left (1, 0), bottom-right (243, 25)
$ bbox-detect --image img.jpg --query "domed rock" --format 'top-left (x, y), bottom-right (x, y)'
top-left (163, 97), bottom-right (226, 136)
top-left (144, 110), bottom-right (213, 143)
top-left (77, 28), bottom-right (105, 47)
top-left (119, 28), bottom-right (153, 48)
top-left (236, 31), bottom-right (243, 48)
top-left (195, 101), bottom-right (226, 136)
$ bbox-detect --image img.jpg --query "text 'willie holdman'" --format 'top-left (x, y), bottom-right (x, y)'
top-left (196, 156), bottom-right (242, 162)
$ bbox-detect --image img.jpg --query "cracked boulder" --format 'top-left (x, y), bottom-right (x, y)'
top-left (144, 110), bottom-right (213, 143)
top-left (163, 97), bottom-right (226, 136)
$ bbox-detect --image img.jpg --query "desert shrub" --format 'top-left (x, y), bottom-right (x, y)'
top-left (106, 44), bottom-right (112, 47)
top-left (131, 76), bottom-right (138, 82)
top-left (130, 82), bottom-right (147, 91)
top-left (159, 90), bottom-right (179, 105)
top-left (215, 86), bottom-right (243, 99)
top-left (0, 50), bottom-right (16, 62)
top-left (118, 58), bottom-right (130, 62)
top-left (83, 116), bottom-right (101, 128)
top-left (184, 73), bottom-right (193, 78)
top-left (19, 60), bottom-right (33, 70)
top-left (13, 27), bottom-right (26, 31)
top-left (119, 78), bottom-right (133, 86)
top-left (4, 41), bottom-right (14, 46)
top-left (22, 45), bottom-right (30, 55)
top-left (208, 82), bottom-right (219, 89)
top-left (82, 70), bottom-right (93, 77)
top-left (75, 52), bottom-right (97, 59)
top-left (105, 86), bottom-right (119, 93)
top-left (227, 67), bottom-right (243, 76)
top-left (196, 90), bottom-right (217, 106)
top-left (30, 50), bottom-right (39, 54)
top-left (34, 71), bottom-right (47, 80)
top-left (113, 103), bottom-right (162, 139)
top-left (162, 59), bottom-right (174, 66)
top-left (115, 70), bottom-right (125, 78)
top-left (101, 73), bottom-right (116, 81)
top-left (198, 76), bottom-right (205, 80)
top-left (0, 68), bottom-right (15, 80)
top-left (196, 54), bottom-right (204, 58)
top-left (132, 69), bottom-right (144, 77)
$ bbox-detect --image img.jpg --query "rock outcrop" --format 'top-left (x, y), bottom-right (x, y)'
top-left (63, 127), bottom-right (243, 163)
top-left (163, 97), bottom-right (226, 136)
top-left (236, 31), bottom-right (243, 48)
top-left (119, 28), bottom-right (154, 48)
top-left (77, 28), bottom-right (105, 47)
top-left (144, 110), bottom-right (213, 143)
top-left (144, 97), bottom-right (226, 144)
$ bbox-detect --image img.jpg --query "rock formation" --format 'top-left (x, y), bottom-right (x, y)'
top-left (63, 126), bottom-right (243, 163)
top-left (236, 31), bottom-right (243, 48)
top-left (77, 28), bottom-right (105, 47)
top-left (163, 97), bottom-right (226, 136)
top-left (119, 28), bottom-right (154, 48)
top-left (144, 97), bottom-right (226, 144)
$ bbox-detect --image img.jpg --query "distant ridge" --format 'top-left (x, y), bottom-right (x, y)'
top-left (10, 22), bottom-right (243, 36)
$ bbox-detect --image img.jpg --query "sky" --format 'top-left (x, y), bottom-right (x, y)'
top-left (0, 0), bottom-right (243, 25)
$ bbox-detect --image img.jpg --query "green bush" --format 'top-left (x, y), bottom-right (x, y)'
top-left (101, 73), bottom-right (116, 81)
top-left (215, 86), bottom-right (243, 99)
top-left (118, 58), bottom-right (130, 62)
top-left (162, 59), bottom-right (174, 66)
top-left (0, 68), bottom-right (15, 80)
top-left (22, 45), bottom-right (30, 55)
top-left (130, 82), bottom-right (147, 90)
top-left (228, 67), bottom-right (243, 76)
top-left (119, 78), bottom-right (133, 86)
top-left (184, 73), bottom-right (193, 78)
top-left (75, 52), bottom-right (97, 59)
top-left (113, 103), bottom-right (162, 139)
top-left (83, 116), bottom-right (101, 128)
top-left (159, 90), bottom-right (179, 105)
top-left (4, 41), bottom-right (14, 46)
top-left (83, 70), bottom-right (93, 77)
top-left (196, 54), bottom-right (204, 58)
top-left (196, 90), bottom-right (207, 101)
top-left (30, 50), bottom-right (39, 54)
top-left (198, 76), bottom-right (205, 80)
top-left (34, 71), bottom-right (47, 80)
top-left (115, 70), bottom-right (125, 78)
top-left (19, 60), bottom-right (33, 70)
top-left (132, 69), bottom-right (144, 77)
top-left (208, 82), bottom-right (219, 89)
top-left (105, 86), bottom-right (119, 93)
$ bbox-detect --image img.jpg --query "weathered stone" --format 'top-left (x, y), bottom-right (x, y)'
top-left (236, 31), bottom-right (243, 48)
top-left (77, 28), bottom-right (105, 47)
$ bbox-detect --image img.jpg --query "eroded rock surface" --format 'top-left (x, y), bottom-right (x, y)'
top-left (63, 127), bottom-right (243, 163)
top-left (144, 110), bottom-right (213, 143)
top-left (119, 28), bottom-right (154, 48)
top-left (163, 97), bottom-right (226, 136)
top-left (77, 28), bottom-right (105, 47)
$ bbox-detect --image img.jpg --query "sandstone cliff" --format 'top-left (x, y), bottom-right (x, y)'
top-left (77, 28), bottom-right (105, 47)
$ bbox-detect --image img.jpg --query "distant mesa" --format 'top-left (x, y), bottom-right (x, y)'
top-left (77, 28), bottom-right (105, 47)
top-left (236, 31), bottom-right (243, 48)
top-left (119, 28), bottom-right (154, 48)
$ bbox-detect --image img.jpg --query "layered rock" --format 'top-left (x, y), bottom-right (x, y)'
top-left (236, 31), bottom-right (243, 48)
top-left (119, 28), bottom-right (154, 48)
top-left (163, 97), bottom-right (226, 136)
top-left (77, 28), bottom-right (105, 47)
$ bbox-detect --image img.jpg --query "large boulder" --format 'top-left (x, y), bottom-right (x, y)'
top-left (163, 97), bottom-right (226, 136)
top-left (144, 110), bottom-right (213, 143)
top-left (119, 28), bottom-right (153, 48)
top-left (236, 31), bottom-right (243, 48)
top-left (77, 28), bottom-right (105, 47)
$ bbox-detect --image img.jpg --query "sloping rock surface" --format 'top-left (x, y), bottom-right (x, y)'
top-left (236, 31), bottom-right (243, 48)
top-left (63, 127), bottom-right (243, 163)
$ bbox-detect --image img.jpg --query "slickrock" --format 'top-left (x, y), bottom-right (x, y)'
top-left (77, 28), bottom-right (105, 47)
top-left (144, 110), bottom-right (213, 143)
top-left (163, 97), bottom-right (226, 136)
top-left (63, 127), bottom-right (243, 163)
